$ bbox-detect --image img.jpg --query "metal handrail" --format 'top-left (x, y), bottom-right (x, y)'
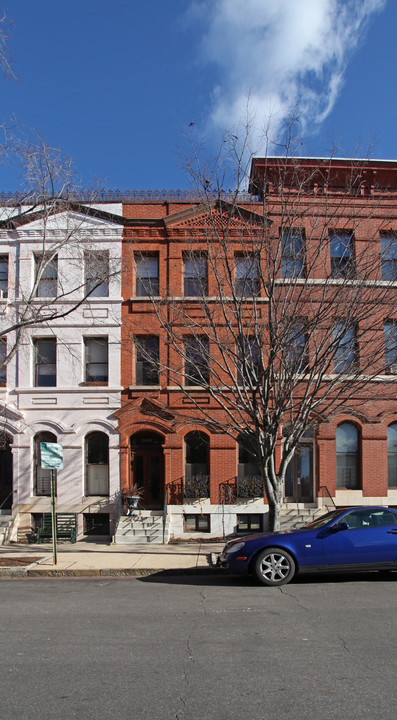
top-left (318, 485), bottom-right (336, 509)
top-left (111, 490), bottom-right (123, 542)
top-left (162, 487), bottom-right (168, 544)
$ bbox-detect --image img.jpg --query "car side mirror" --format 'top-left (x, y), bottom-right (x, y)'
top-left (332, 521), bottom-right (349, 532)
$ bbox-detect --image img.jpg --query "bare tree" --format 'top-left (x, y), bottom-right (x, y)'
top-left (131, 132), bottom-right (397, 530)
top-left (0, 136), bottom-right (122, 372)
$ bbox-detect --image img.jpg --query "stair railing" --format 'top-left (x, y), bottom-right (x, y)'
top-left (162, 487), bottom-right (168, 544)
top-left (318, 485), bottom-right (336, 511)
top-left (112, 490), bottom-right (123, 543)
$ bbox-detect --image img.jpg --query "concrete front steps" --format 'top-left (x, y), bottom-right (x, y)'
top-left (280, 506), bottom-right (325, 530)
top-left (0, 512), bottom-right (13, 544)
top-left (114, 511), bottom-right (170, 545)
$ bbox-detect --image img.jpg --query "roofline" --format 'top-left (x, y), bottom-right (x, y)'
top-left (252, 156), bottom-right (397, 164)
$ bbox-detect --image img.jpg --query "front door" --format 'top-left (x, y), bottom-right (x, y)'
top-left (130, 432), bottom-right (164, 508)
top-left (285, 443), bottom-right (314, 502)
top-left (0, 436), bottom-right (12, 510)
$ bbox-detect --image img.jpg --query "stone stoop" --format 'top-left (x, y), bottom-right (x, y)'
top-left (114, 511), bottom-right (170, 545)
top-left (0, 513), bottom-right (13, 544)
top-left (280, 506), bottom-right (323, 530)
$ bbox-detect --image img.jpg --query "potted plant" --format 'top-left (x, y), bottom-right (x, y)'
top-left (123, 484), bottom-right (143, 515)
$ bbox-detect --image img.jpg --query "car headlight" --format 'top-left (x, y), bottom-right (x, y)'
top-left (224, 541), bottom-right (246, 555)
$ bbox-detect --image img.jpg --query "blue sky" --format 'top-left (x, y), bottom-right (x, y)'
top-left (0, 0), bottom-right (396, 193)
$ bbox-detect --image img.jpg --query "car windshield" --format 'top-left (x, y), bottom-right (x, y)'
top-left (304, 509), bottom-right (345, 530)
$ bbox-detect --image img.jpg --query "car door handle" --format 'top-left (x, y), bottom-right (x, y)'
top-left (387, 529), bottom-right (397, 534)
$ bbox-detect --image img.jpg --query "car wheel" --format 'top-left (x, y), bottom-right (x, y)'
top-left (254, 547), bottom-right (296, 587)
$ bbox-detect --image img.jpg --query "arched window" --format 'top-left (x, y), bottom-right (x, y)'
top-left (34, 431), bottom-right (57, 496)
top-left (336, 422), bottom-right (360, 489)
top-left (237, 436), bottom-right (262, 498)
top-left (86, 432), bottom-right (109, 496)
top-left (184, 432), bottom-right (210, 498)
top-left (387, 423), bottom-right (397, 488)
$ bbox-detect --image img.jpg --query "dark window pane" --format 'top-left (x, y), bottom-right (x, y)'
top-left (136, 254), bottom-right (159, 296)
top-left (0, 339), bottom-right (6, 383)
top-left (281, 230), bottom-right (305, 278)
top-left (183, 254), bottom-right (207, 296)
top-left (334, 323), bottom-right (357, 373)
top-left (35, 432), bottom-right (57, 496)
top-left (384, 322), bottom-right (397, 368)
top-left (135, 337), bottom-right (159, 385)
top-left (35, 339), bottom-right (56, 387)
top-left (184, 338), bottom-right (209, 385)
top-left (235, 255), bottom-right (260, 295)
top-left (85, 252), bottom-right (109, 297)
top-left (336, 422), bottom-right (359, 489)
top-left (380, 235), bottom-right (397, 281)
top-left (35, 254), bottom-right (58, 297)
top-left (86, 432), bottom-right (109, 496)
top-left (388, 423), bottom-right (397, 487)
top-left (0, 256), bottom-right (8, 298)
top-left (85, 338), bottom-right (108, 382)
top-left (330, 233), bottom-right (353, 278)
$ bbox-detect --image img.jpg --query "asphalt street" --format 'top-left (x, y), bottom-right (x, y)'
top-left (1, 571), bottom-right (397, 720)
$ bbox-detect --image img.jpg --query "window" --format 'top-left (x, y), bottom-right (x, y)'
top-left (333, 323), bottom-right (357, 373)
top-left (342, 507), bottom-right (397, 529)
top-left (336, 422), bottom-right (360, 489)
top-left (135, 336), bottom-right (159, 385)
top-left (84, 338), bottom-right (108, 383)
top-left (280, 229), bottom-right (305, 278)
top-left (183, 253), bottom-right (207, 296)
top-left (34, 339), bottom-right (56, 387)
top-left (237, 514), bottom-right (263, 532)
top-left (284, 321), bottom-right (309, 372)
top-left (0, 256), bottom-right (8, 298)
top-left (388, 423), bottom-right (397, 488)
top-left (0, 338), bottom-right (6, 384)
top-left (237, 438), bottom-right (262, 497)
top-left (235, 254), bottom-right (260, 296)
top-left (34, 431), bottom-right (57, 496)
top-left (86, 432), bottom-right (109, 496)
top-left (85, 251), bottom-right (109, 297)
top-left (329, 233), bottom-right (354, 278)
top-left (384, 321), bottom-right (397, 371)
top-left (184, 337), bottom-right (209, 386)
top-left (35, 254), bottom-right (58, 297)
top-left (184, 514), bottom-right (210, 533)
top-left (184, 432), bottom-right (210, 498)
top-left (135, 253), bottom-right (159, 297)
top-left (380, 234), bottom-right (397, 281)
top-left (237, 337), bottom-right (261, 386)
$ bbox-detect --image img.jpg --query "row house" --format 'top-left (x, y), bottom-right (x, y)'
top-left (1, 156), bottom-right (397, 543)
top-left (118, 158), bottom-right (397, 540)
top-left (0, 202), bottom-right (124, 541)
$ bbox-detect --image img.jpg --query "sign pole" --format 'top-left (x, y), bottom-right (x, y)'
top-left (40, 442), bottom-right (63, 566)
top-left (50, 468), bottom-right (57, 565)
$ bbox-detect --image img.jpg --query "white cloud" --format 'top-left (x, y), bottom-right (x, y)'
top-left (194, 0), bottom-right (386, 150)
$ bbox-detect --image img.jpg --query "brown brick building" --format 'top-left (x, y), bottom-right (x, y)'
top-left (117, 158), bottom-right (397, 539)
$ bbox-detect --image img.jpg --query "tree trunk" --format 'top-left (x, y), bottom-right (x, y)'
top-left (267, 492), bottom-right (281, 532)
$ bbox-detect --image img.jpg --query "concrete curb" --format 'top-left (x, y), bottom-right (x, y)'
top-left (0, 566), bottom-right (221, 579)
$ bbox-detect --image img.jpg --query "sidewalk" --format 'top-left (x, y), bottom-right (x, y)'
top-left (0, 540), bottom-right (225, 578)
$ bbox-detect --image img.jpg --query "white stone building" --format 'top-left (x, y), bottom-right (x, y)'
top-left (0, 202), bottom-right (124, 541)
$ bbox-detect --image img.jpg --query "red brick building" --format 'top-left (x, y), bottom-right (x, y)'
top-left (117, 158), bottom-right (397, 539)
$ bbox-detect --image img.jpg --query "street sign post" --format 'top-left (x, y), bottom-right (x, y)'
top-left (40, 442), bottom-right (63, 565)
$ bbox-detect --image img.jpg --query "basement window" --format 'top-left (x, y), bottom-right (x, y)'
top-left (184, 514), bottom-right (210, 533)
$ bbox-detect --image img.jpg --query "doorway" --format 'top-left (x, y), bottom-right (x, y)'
top-left (284, 443), bottom-right (314, 503)
top-left (130, 432), bottom-right (164, 508)
top-left (0, 434), bottom-right (13, 511)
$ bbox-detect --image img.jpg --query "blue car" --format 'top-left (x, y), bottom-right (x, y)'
top-left (212, 506), bottom-right (397, 586)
